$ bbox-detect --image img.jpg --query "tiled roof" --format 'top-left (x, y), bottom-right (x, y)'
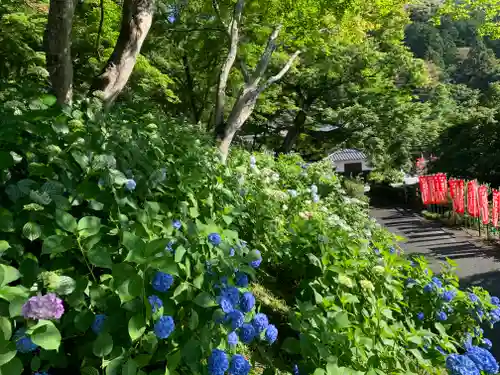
top-left (327, 149), bottom-right (366, 162)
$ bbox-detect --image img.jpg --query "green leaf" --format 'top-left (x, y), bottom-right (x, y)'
top-left (189, 206), bottom-right (199, 218)
top-left (55, 210), bottom-right (77, 232)
top-left (0, 265), bottom-right (20, 288)
top-left (42, 235), bottom-right (73, 254)
top-left (28, 320), bottom-right (61, 350)
top-left (93, 332), bottom-right (113, 357)
top-left (174, 245), bottom-right (186, 263)
top-left (0, 318), bottom-right (11, 341)
top-left (247, 250), bottom-right (262, 261)
top-left (281, 337), bottom-right (300, 354)
top-left (0, 286), bottom-right (29, 302)
top-left (166, 350), bottom-right (182, 371)
top-left (0, 344), bottom-right (16, 367)
top-left (0, 152), bottom-right (14, 170)
top-left (0, 242), bottom-right (9, 253)
top-left (193, 292), bottom-right (216, 307)
top-left (40, 94), bottom-right (57, 106)
top-left (105, 357), bottom-right (124, 375)
top-left (0, 210), bottom-right (13, 233)
top-left (408, 335), bottom-right (422, 345)
top-left (22, 222), bottom-right (42, 241)
top-left (128, 314), bottom-right (146, 341)
top-left (81, 367), bottom-right (100, 375)
top-left (123, 359), bottom-right (138, 375)
top-left (30, 356), bottom-right (41, 371)
top-left (88, 246), bottom-right (113, 269)
top-left (9, 297), bottom-right (25, 317)
top-left (313, 369), bottom-right (326, 375)
top-left (173, 282), bottom-right (189, 298)
top-left (77, 217), bottom-right (101, 238)
top-left (188, 310), bottom-right (199, 330)
top-left (0, 356), bottom-right (22, 375)
top-left (333, 311), bottom-right (350, 329)
top-left (193, 274), bottom-right (204, 289)
top-left (54, 275), bottom-right (76, 295)
top-left (123, 232), bottom-right (146, 264)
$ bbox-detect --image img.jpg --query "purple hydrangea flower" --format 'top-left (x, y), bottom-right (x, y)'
top-left (293, 364), bottom-right (300, 375)
top-left (469, 293), bottom-right (479, 303)
top-left (437, 311), bottom-right (448, 321)
top-left (22, 293), bottom-right (64, 320)
top-left (417, 312), bottom-right (425, 321)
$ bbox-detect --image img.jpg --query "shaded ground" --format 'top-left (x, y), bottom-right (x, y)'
top-left (371, 206), bottom-right (500, 358)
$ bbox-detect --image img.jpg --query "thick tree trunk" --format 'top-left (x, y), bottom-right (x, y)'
top-left (92, 0), bottom-right (155, 107)
top-left (46, 0), bottom-right (77, 105)
top-left (280, 110), bottom-right (307, 153)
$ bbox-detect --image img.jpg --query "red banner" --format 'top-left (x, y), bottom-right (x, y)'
top-left (493, 190), bottom-right (500, 227)
top-left (449, 179), bottom-right (465, 214)
top-left (419, 176), bottom-right (431, 205)
top-left (435, 173), bottom-right (448, 204)
top-left (478, 185), bottom-right (489, 224)
top-left (467, 180), bottom-right (479, 218)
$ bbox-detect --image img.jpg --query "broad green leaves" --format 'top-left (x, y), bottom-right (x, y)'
top-left (93, 332), bottom-right (113, 357)
top-left (0, 265), bottom-right (19, 287)
top-left (22, 222), bottom-right (41, 241)
top-left (27, 320), bottom-right (61, 350)
top-left (128, 314), bottom-right (146, 341)
top-left (55, 210), bottom-right (77, 232)
top-left (78, 217), bottom-right (101, 238)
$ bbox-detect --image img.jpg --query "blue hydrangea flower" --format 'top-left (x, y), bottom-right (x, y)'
top-left (469, 293), bottom-right (479, 303)
top-left (417, 312), bottom-right (425, 321)
top-left (490, 308), bottom-right (500, 324)
top-left (91, 314), bottom-right (106, 334)
top-left (466, 346), bottom-right (499, 374)
top-left (208, 349), bottom-right (229, 375)
top-left (373, 247), bottom-right (381, 255)
top-left (228, 310), bottom-right (244, 330)
top-left (310, 184), bottom-right (318, 194)
top-left (249, 250), bottom-right (262, 268)
top-left (228, 331), bottom-right (238, 347)
top-left (165, 240), bottom-right (175, 253)
top-left (250, 156), bottom-right (256, 166)
top-left (446, 353), bottom-right (480, 375)
top-left (423, 283), bottom-right (435, 293)
top-left (208, 233), bottom-right (222, 246)
top-left (152, 272), bottom-right (174, 292)
top-left (442, 290), bottom-right (457, 302)
top-left (312, 194), bottom-right (320, 203)
top-left (229, 354), bottom-right (251, 375)
top-left (239, 323), bottom-right (256, 344)
top-left (240, 292), bottom-right (255, 313)
top-left (265, 324), bottom-right (278, 344)
top-left (230, 248), bottom-right (235, 257)
top-left (125, 179), bottom-right (136, 191)
top-left (389, 246), bottom-right (396, 255)
top-left (288, 190), bottom-right (298, 198)
top-left (482, 338), bottom-right (493, 350)
top-left (293, 364), bottom-right (300, 375)
top-left (477, 309), bottom-right (485, 319)
top-left (491, 296), bottom-right (500, 306)
top-left (154, 316), bottom-right (175, 339)
top-left (220, 276), bottom-right (229, 288)
top-left (172, 220), bottom-right (181, 230)
top-left (221, 287), bottom-right (240, 306)
top-left (464, 334), bottom-right (473, 351)
top-left (219, 297), bottom-right (234, 313)
top-left (235, 272), bottom-right (249, 288)
top-left (432, 277), bottom-right (443, 288)
top-left (148, 295), bottom-right (163, 313)
top-left (252, 313), bottom-right (269, 333)
top-left (437, 311), bottom-right (448, 321)
top-left (13, 329), bottom-right (38, 353)
top-left (409, 260), bottom-right (416, 267)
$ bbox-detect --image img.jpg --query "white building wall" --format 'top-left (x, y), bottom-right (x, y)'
top-left (333, 159), bottom-right (373, 173)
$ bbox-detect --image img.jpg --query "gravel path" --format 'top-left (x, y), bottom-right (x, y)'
top-left (371, 206), bottom-right (500, 358)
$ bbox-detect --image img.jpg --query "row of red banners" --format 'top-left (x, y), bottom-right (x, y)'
top-left (418, 175), bottom-right (500, 227)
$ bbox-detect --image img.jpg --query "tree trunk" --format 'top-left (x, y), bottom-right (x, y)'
top-left (280, 110), bottom-right (307, 153)
top-left (182, 54), bottom-right (200, 123)
top-left (46, 0), bottom-right (77, 105)
top-left (92, 0), bottom-right (155, 107)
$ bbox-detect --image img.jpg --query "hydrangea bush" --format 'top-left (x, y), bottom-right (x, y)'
top-left (0, 98), bottom-right (496, 375)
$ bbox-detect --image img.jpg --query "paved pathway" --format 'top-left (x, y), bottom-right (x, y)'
top-left (371, 206), bottom-right (500, 358)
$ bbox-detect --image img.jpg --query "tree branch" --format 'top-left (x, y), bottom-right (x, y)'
top-left (95, 0), bottom-right (105, 59)
top-left (251, 25), bottom-right (282, 85)
top-left (259, 50), bottom-right (301, 92)
top-left (212, 0), bottom-right (229, 32)
top-left (214, 0), bottom-right (245, 129)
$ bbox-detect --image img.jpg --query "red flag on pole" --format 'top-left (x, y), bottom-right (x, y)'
top-left (419, 176), bottom-right (431, 205)
top-left (449, 178), bottom-right (465, 214)
top-left (436, 173), bottom-right (448, 204)
top-left (492, 189), bottom-right (499, 227)
top-left (467, 180), bottom-right (479, 218)
top-left (478, 185), bottom-right (489, 224)
top-left (429, 175), bottom-right (437, 204)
